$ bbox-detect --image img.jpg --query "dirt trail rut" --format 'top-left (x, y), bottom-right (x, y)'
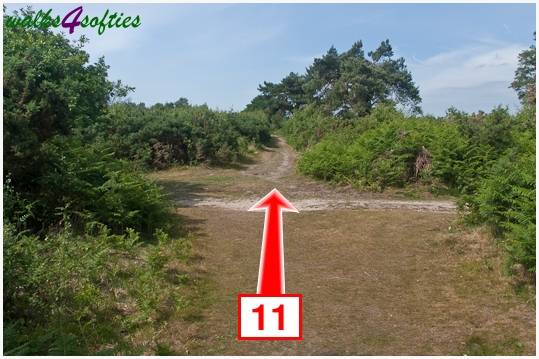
top-left (176, 137), bottom-right (457, 213)
top-left (151, 137), bottom-right (535, 355)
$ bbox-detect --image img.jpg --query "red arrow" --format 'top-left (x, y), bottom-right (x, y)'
top-left (249, 188), bottom-right (298, 295)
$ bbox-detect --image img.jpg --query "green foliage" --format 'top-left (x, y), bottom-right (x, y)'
top-left (3, 12), bottom-right (192, 355)
top-left (4, 138), bottom-right (171, 236)
top-left (297, 106), bottom-right (526, 193)
top-left (3, 224), bottom-right (192, 355)
top-left (269, 37), bottom-right (536, 276)
top-left (283, 103), bottom-right (399, 150)
top-left (105, 102), bottom-right (270, 169)
top-left (296, 106), bottom-right (536, 272)
top-left (511, 34), bottom-right (536, 105)
top-left (44, 139), bottom-right (171, 235)
top-left (4, 225), bottom-right (118, 355)
top-left (246, 72), bottom-right (307, 126)
top-left (247, 40), bottom-right (421, 122)
top-left (281, 104), bottom-right (341, 150)
top-left (2, 10), bottom-right (160, 236)
top-left (298, 115), bottom-right (443, 190)
top-left (472, 130), bottom-right (536, 272)
top-left (3, 16), bottom-right (130, 190)
top-left (297, 134), bottom-right (354, 182)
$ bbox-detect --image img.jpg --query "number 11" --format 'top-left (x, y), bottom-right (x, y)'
top-left (252, 304), bottom-right (284, 330)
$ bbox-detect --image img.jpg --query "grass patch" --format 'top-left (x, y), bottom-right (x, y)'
top-left (463, 335), bottom-right (524, 355)
top-left (199, 174), bottom-right (234, 186)
top-left (3, 221), bottom-right (207, 355)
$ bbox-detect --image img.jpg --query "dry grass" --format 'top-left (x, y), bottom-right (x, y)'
top-left (145, 138), bottom-right (535, 355)
top-left (161, 208), bottom-right (534, 355)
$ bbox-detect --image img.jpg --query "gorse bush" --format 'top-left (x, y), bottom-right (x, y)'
top-left (2, 12), bottom-right (165, 237)
top-left (105, 102), bottom-right (270, 169)
top-left (3, 17), bottom-right (131, 191)
top-left (3, 11), bottom-right (241, 354)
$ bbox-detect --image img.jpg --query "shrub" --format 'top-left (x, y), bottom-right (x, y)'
top-left (3, 18), bottom-right (128, 194)
top-left (282, 103), bottom-right (405, 151)
top-left (299, 116), bottom-right (467, 190)
top-left (3, 224), bottom-right (192, 355)
top-left (281, 104), bottom-right (339, 150)
top-left (104, 103), bottom-right (271, 168)
top-left (4, 138), bottom-right (171, 236)
top-left (297, 135), bottom-right (354, 182)
top-left (473, 130), bottom-right (536, 272)
top-left (296, 106), bottom-right (536, 272)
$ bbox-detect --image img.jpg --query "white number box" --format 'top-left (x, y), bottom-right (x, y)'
top-left (237, 294), bottom-right (303, 340)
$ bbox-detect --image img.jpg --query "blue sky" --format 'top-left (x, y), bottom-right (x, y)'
top-left (7, 3), bottom-right (536, 115)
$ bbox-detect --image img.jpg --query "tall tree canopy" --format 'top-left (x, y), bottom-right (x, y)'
top-left (246, 40), bottom-right (421, 121)
top-left (511, 34), bottom-right (536, 105)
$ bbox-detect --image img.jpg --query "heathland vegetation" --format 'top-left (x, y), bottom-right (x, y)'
top-left (3, 10), bottom-right (269, 354)
top-left (248, 40), bottom-right (536, 275)
top-left (3, 6), bottom-right (535, 355)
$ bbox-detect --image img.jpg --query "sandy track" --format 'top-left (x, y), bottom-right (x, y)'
top-left (184, 197), bottom-right (456, 212)
top-left (176, 136), bottom-right (457, 213)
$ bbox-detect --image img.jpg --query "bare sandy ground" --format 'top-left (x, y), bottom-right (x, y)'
top-left (164, 137), bottom-right (457, 213)
top-left (185, 197), bottom-right (456, 212)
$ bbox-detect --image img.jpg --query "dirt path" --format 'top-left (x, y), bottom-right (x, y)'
top-left (150, 137), bottom-right (535, 355)
top-left (164, 137), bottom-right (457, 213)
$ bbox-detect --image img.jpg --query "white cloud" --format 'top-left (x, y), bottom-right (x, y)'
top-left (408, 42), bottom-right (526, 115)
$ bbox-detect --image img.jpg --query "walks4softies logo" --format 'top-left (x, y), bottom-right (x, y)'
top-left (5, 6), bottom-right (141, 35)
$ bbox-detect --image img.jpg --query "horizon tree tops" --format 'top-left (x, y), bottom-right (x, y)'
top-left (246, 40), bottom-right (422, 121)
